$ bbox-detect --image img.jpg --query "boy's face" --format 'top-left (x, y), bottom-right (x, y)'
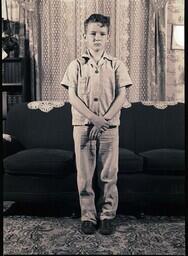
top-left (84, 22), bottom-right (109, 53)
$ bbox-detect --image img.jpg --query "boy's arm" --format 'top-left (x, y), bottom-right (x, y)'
top-left (89, 87), bottom-right (127, 140)
top-left (68, 87), bottom-right (109, 129)
top-left (103, 59), bottom-right (132, 121)
top-left (103, 87), bottom-right (127, 120)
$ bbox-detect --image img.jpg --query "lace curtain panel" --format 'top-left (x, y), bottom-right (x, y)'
top-left (6, 0), bottom-right (184, 108)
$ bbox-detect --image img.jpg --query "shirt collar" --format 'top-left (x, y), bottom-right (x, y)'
top-left (81, 48), bottom-right (113, 62)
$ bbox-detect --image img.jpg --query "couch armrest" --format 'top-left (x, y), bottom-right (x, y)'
top-left (3, 134), bottom-right (25, 158)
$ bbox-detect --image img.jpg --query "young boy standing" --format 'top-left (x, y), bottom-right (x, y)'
top-left (61, 14), bottom-right (132, 235)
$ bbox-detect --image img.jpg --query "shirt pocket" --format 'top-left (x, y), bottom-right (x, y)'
top-left (78, 77), bottom-right (90, 95)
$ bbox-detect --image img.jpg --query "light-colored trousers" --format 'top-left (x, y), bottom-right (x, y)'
top-left (73, 125), bottom-right (119, 224)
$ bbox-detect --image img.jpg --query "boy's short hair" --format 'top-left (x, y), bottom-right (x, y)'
top-left (84, 14), bottom-right (110, 33)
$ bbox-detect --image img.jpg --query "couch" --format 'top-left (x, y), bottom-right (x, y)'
top-left (3, 102), bottom-right (185, 215)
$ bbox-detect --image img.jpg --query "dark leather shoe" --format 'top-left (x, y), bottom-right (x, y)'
top-left (99, 219), bottom-right (114, 235)
top-left (81, 221), bottom-right (96, 234)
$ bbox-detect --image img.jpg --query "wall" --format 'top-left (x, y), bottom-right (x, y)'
top-left (166, 0), bottom-right (184, 102)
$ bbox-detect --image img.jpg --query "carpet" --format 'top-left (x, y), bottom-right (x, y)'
top-left (3, 202), bottom-right (185, 255)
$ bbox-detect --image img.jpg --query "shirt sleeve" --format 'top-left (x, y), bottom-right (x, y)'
top-left (115, 60), bottom-right (133, 88)
top-left (61, 60), bottom-right (78, 90)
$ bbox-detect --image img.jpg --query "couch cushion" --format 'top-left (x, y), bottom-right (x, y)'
top-left (3, 149), bottom-right (75, 176)
top-left (139, 149), bottom-right (185, 175)
top-left (119, 148), bottom-right (143, 173)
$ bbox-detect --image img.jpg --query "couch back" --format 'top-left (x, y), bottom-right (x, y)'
top-left (119, 103), bottom-right (184, 152)
top-left (5, 102), bottom-right (184, 152)
top-left (5, 103), bottom-right (74, 150)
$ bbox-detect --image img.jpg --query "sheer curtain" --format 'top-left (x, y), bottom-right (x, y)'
top-left (11, 0), bottom-right (184, 108)
top-left (146, 0), bottom-right (169, 106)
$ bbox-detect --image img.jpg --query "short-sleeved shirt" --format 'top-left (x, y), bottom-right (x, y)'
top-left (61, 49), bottom-right (132, 126)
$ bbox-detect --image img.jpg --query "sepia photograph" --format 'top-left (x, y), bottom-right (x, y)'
top-left (2, 0), bottom-right (185, 255)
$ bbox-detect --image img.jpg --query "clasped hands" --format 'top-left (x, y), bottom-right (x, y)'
top-left (89, 115), bottom-right (110, 140)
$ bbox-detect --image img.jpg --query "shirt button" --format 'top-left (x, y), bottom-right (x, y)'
top-left (94, 98), bottom-right (98, 101)
top-left (95, 70), bottom-right (99, 73)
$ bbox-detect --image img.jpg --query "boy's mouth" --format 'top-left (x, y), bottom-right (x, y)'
top-left (94, 43), bottom-right (101, 46)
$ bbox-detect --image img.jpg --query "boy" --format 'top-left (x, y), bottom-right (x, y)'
top-left (61, 14), bottom-right (132, 235)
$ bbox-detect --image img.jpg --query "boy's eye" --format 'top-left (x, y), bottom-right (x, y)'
top-left (89, 32), bottom-right (106, 36)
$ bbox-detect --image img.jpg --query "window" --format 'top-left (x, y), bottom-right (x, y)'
top-left (171, 25), bottom-right (184, 50)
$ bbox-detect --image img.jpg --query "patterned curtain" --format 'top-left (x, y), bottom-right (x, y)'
top-left (147, 0), bottom-right (168, 101)
top-left (166, 0), bottom-right (184, 103)
top-left (6, 0), bottom-right (184, 108)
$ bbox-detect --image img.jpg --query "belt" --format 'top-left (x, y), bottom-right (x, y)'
top-left (84, 124), bottom-right (117, 128)
top-left (74, 124), bottom-right (117, 128)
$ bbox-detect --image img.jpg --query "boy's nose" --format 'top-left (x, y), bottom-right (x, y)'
top-left (95, 34), bottom-right (101, 40)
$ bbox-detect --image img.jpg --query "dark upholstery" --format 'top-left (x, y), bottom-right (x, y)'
top-left (118, 148), bottom-right (143, 173)
top-left (3, 102), bottom-right (185, 214)
top-left (139, 149), bottom-right (185, 175)
top-left (4, 148), bottom-right (75, 176)
top-left (120, 103), bottom-right (184, 153)
top-left (4, 173), bottom-right (78, 202)
top-left (3, 137), bottom-right (25, 158)
top-left (5, 103), bottom-right (74, 150)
